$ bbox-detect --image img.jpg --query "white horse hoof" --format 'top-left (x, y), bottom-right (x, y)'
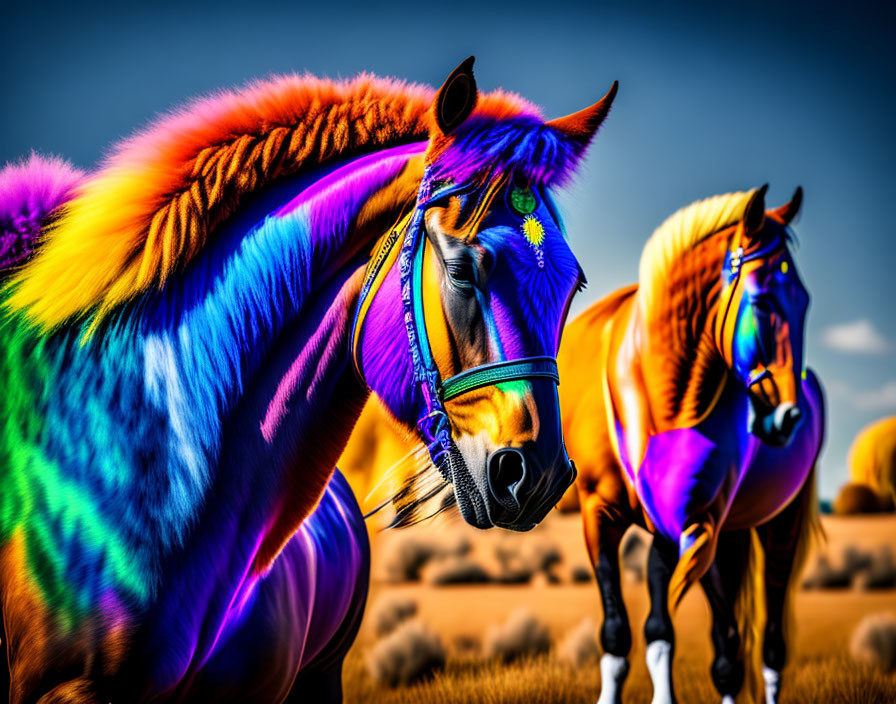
top-left (763, 665), bottom-right (781, 704)
top-left (596, 653), bottom-right (629, 704)
top-left (646, 640), bottom-right (677, 704)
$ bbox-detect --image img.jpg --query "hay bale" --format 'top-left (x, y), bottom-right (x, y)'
top-left (426, 556), bottom-right (491, 585)
top-left (484, 608), bottom-right (551, 662)
top-left (557, 617), bottom-right (600, 667)
top-left (368, 595), bottom-right (418, 638)
top-left (366, 619), bottom-right (446, 686)
top-left (849, 611), bottom-right (896, 672)
top-left (834, 482), bottom-right (890, 515)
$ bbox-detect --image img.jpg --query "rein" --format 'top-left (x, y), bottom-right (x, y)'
top-left (350, 169), bottom-right (560, 480)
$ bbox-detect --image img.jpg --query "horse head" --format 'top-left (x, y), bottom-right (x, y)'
top-left (716, 185), bottom-right (808, 446)
top-left (354, 58), bottom-right (617, 529)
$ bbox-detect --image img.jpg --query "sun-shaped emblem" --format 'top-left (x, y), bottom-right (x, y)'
top-left (521, 214), bottom-right (546, 268)
top-left (522, 214), bottom-right (545, 247)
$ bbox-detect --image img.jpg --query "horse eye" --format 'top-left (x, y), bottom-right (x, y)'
top-left (445, 259), bottom-right (476, 288)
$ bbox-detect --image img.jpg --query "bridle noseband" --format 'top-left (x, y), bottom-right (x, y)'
top-left (350, 169), bottom-right (560, 480)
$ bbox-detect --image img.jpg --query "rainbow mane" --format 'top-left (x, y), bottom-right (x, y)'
top-left (3, 74), bottom-right (549, 332)
top-left (0, 154), bottom-right (83, 271)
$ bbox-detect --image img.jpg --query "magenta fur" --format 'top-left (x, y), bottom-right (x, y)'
top-left (0, 153), bottom-right (84, 271)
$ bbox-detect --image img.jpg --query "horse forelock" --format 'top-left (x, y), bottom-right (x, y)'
top-left (427, 114), bottom-right (584, 190)
top-left (3, 73), bottom-right (540, 334)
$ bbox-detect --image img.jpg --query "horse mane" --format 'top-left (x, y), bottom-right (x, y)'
top-left (637, 189), bottom-right (756, 312)
top-left (4, 73), bottom-right (543, 332)
top-left (0, 154), bottom-right (84, 272)
top-left (634, 189), bottom-right (759, 428)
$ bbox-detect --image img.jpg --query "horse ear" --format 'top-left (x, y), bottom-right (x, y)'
top-left (546, 81), bottom-right (618, 148)
top-left (434, 56), bottom-right (478, 135)
top-left (770, 186), bottom-right (803, 225)
top-left (743, 184), bottom-right (768, 233)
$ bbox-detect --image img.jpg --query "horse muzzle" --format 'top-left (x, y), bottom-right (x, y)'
top-left (749, 400), bottom-right (803, 447)
top-left (484, 442), bottom-right (576, 531)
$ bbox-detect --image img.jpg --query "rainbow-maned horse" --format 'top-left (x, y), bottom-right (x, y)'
top-left (559, 187), bottom-right (824, 704)
top-left (0, 58), bottom-right (616, 702)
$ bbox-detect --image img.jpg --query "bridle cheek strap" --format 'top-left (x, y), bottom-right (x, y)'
top-left (350, 168), bottom-right (560, 480)
top-left (715, 227), bottom-right (787, 387)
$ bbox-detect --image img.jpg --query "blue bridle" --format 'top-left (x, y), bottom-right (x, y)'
top-left (350, 168), bottom-right (560, 481)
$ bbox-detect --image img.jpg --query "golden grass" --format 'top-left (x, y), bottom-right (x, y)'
top-left (344, 514), bottom-right (896, 703)
top-left (344, 650), bottom-right (896, 703)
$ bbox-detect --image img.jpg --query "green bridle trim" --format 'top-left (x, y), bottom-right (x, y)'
top-left (439, 356), bottom-right (559, 402)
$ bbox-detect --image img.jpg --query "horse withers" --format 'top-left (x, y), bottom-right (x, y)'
top-left (559, 186), bottom-right (824, 704)
top-left (0, 59), bottom-right (614, 702)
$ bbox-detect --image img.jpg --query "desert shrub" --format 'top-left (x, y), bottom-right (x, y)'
top-left (426, 556), bottom-right (491, 585)
top-left (369, 595), bottom-right (418, 638)
top-left (842, 544), bottom-right (874, 573)
top-left (366, 619), bottom-right (446, 686)
top-left (849, 611), bottom-right (896, 672)
top-left (620, 531), bottom-right (647, 582)
top-left (557, 617), bottom-right (599, 667)
top-left (801, 554), bottom-right (852, 589)
top-left (855, 547), bottom-right (896, 590)
top-left (484, 608), bottom-right (551, 662)
top-left (382, 537), bottom-right (437, 582)
top-left (530, 541), bottom-right (563, 573)
top-left (495, 538), bottom-right (563, 583)
top-left (494, 566), bottom-right (534, 585)
top-left (570, 565), bottom-right (593, 583)
top-left (452, 633), bottom-right (481, 656)
top-left (834, 483), bottom-right (889, 515)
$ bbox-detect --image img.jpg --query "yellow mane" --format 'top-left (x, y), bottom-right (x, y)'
top-left (637, 189), bottom-right (757, 312)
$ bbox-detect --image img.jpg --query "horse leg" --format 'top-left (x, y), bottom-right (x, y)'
top-left (757, 492), bottom-right (805, 704)
top-left (700, 530), bottom-right (750, 704)
top-left (643, 534), bottom-right (678, 704)
top-left (582, 494), bottom-right (631, 704)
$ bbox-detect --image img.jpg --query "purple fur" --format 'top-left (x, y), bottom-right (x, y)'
top-left (431, 117), bottom-right (583, 188)
top-left (0, 154), bottom-right (84, 270)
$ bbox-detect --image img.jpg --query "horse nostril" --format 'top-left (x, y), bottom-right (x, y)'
top-left (487, 449), bottom-right (527, 511)
top-left (782, 406), bottom-right (802, 433)
top-left (773, 403), bottom-right (802, 438)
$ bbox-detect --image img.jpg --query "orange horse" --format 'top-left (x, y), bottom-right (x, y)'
top-left (559, 187), bottom-right (823, 704)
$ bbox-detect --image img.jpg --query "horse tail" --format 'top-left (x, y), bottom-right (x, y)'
top-left (0, 154), bottom-right (83, 275)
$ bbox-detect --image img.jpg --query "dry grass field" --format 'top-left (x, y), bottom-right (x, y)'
top-left (343, 513), bottom-right (896, 703)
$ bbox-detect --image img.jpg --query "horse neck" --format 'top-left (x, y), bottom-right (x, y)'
top-left (634, 232), bottom-right (730, 431)
top-left (138, 146), bottom-right (424, 565)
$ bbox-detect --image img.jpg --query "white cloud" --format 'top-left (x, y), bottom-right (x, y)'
top-left (821, 319), bottom-right (892, 355)
top-left (828, 379), bottom-right (896, 412)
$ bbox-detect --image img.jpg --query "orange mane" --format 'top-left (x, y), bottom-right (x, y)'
top-left (5, 73), bottom-right (538, 331)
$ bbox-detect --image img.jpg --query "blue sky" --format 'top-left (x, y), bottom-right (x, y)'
top-left (2, 0), bottom-right (894, 499)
